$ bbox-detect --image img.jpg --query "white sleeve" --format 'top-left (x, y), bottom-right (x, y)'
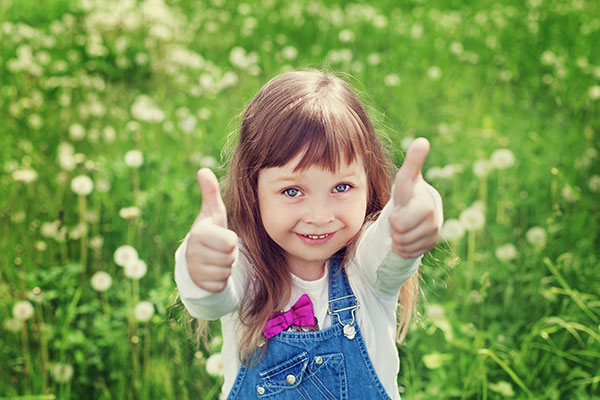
top-left (352, 182), bottom-right (443, 298)
top-left (174, 234), bottom-right (247, 320)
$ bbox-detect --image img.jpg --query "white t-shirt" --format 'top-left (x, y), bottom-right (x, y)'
top-left (175, 186), bottom-right (443, 399)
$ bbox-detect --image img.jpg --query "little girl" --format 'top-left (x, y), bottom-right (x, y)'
top-left (175, 70), bottom-right (443, 399)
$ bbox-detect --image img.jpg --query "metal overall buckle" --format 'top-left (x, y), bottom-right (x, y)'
top-left (327, 294), bottom-right (360, 340)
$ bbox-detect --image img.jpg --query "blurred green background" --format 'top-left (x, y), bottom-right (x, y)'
top-left (1, 0), bottom-right (599, 399)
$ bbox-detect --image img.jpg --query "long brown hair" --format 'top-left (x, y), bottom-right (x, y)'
top-left (220, 70), bottom-right (418, 363)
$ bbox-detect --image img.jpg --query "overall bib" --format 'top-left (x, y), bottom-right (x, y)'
top-left (227, 257), bottom-right (392, 399)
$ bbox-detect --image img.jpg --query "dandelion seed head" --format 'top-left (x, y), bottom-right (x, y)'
top-left (459, 207), bottom-right (485, 231)
top-left (90, 271), bottom-right (112, 292)
top-left (367, 53), bottom-right (381, 66)
top-left (383, 73), bottom-right (400, 87)
top-left (473, 159), bottom-right (492, 177)
top-left (561, 186), bottom-right (577, 203)
top-left (71, 175), bottom-right (93, 196)
top-left (427, 66), bottom-right (442, 80)
top-left (589, 85), bottom-right (600, 101)
top-left (495, 243), bottom-right (518, 262)
top-left (3, 318), bottom-right (21, 332)
top-left (134, 301), bottom-right (155, 322)
top-left (425, 304), bottom-right (445, 320)
top-left (440, 219), bottom-right (466, 241)
top-left (69, 123), bottom-right (86, 140)
top-left (12, 169), bottom-right (38, 183)
top-left (588, 175), bottom-right (600, 192)
top-left (114, 245), bottom-right (139, 267)
top-left (206, 353), bottom-right (225, 377)
top-left (124, 150), bottom-right (143, 167)
top-left (13, 301), bottom-right (34, 321)
top-left (124, 259), bottom-right (148, 280)
top-left (526, 226), bottom-right (547, 247)
top-left (51, 363), bottom-right (74, 383)
top-left (490, 148), bottom-right (515, 169)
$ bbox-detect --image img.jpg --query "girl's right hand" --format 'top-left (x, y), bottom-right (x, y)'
top-left (185, 168), bottom-right (238, 293)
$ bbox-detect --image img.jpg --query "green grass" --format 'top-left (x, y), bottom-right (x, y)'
top-left (1, 0), bottom-right (599, 399)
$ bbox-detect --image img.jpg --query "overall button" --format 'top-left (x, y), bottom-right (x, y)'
top-left (315, 356), bottom-right (323, 365)
top-left (256, 386), bottom-right (265, 395)
top-left (286, 374), bottom-right (296, 385)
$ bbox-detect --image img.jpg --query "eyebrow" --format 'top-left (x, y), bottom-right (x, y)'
top-left (270, 171), bottom-right (364, 184)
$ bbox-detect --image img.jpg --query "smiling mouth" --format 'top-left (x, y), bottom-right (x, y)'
top-left (296, 232), bottom-right (335, 244)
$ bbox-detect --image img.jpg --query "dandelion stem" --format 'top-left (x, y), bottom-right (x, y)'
top-left (78, 195), bottom-right (88, 283)
top-left (35, 303), bottom-right (49, 392)
top-left (21, 320), bottom-right (32, 392)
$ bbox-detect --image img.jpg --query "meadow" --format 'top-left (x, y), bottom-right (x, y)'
top-left (1, 0), bottom-right (599, 398)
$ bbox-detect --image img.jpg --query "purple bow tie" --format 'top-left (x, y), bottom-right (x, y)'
top-left (263, 294), bottom-right (315, 338)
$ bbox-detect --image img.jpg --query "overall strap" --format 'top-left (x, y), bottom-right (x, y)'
top-left (327, 256), bottom-right (360, 335)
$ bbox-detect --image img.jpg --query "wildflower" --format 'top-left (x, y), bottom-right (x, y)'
top-left (96, 179), bottom-right (110, 193)
top-left (201, 156), bottom-right (218, 168)
top-left (459, 207), bottom-right (485, 231)
top-left (473, 159), bottom-right (492, 177)
top-left (40, 221), bottom-right (59, 238)
top-left (89, 235), bottom-right (104, 249)
top-left (114, 245), bottom-right (139, 267)
top-left (206, 353), bottom-right (225, 377)
top-left (134, 301), bottom-right (155, 322)
top-left (90, 271), bottom-right (112, 292)
top-left (540, 50), bottom-right (556, 65)
top-left (281, 45), bottom-right (298, 61)
top-left (427, 66), bottom-right (442, 80)
top-left (383, 73), bottom-right (400, 87)
top-left (71, 175), bottom-right (93, 196)
top-left (36, 241), bottom-right (47, 251)
top-left (131, 95), bottom-right (165, 123)
top-left (489, 381), bottom-right (515, 397)
top-left (124, 259), bottom-right (148, 280)
top-left (3, 318), bottom-right (21, 332)
top-left (495, 244), bottom-right (518, 262)
top-left (119, 206), bottom-right (141, 219)
top-left (367, 53), bottom-right (381, 66)
top-left (51, 363), bottom-right (74, 383)
top-left (561, 186), bottom-right (577, 203)
top-left (12, 169), bottom-right (38, 183)
top-left (124, 150), bottom-right (143, 167)
top-left (338, 29), bottom-right (355, 43)
top-left (13, 301), bottom-right (34, 321)
top-left (588, 175), bottom-right (600, 192)
top-left (450, 42), bottom-right (464, 55)
top-left (490, 148), bottom-right (515, 169)
top-left (526, 226), bottom-right (547, 247)
top-left (440, 219), bottom-right (465, 242)
top-left (69, 123), bottom-right (86, 140)
top-left (589, 85), bottom-right (600, 101)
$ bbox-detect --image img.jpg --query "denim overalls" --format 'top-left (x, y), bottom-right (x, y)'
top-left (227, 257), bottom-right (392, 399)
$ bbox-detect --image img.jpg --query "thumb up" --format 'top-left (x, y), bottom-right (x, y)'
top-left (390, 138), bottom-right (440, 259)
top-left (185, 168), bottom-right (238, 293)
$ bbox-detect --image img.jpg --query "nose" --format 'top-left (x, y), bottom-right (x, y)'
top-left (303, 195), bottom-right (335, 225)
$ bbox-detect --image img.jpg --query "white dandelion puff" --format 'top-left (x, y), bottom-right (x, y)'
top-left (495, 244), bottom-right (518, 262)
top-left (490, 149), bottom-right (515, 169)
top-left (69, 124), bottom-right (86, 140)
top-left (114, 245), bottom-right (139, 267)
top-left (90, 271), bottom-right (112, 292)
top-left (124, 259), bottom-right (148, 280)
top-left (119, 206), bottom-right (141, 219)
top-left (383, 73), bottom-right (400, 87)
top-left (440, 219), bottom-right (466, 241)
top-left (71, 175), bottom-right (93, 196)
top-left (134, 301), bottom-right (155, 322)
top-left (473, 159), bottom-right (493, 177)
top-left (124, 150), bottom-right (143, 168)
top-left (588, 175), bottom-right (600, 192)
top-left (526, 226), bottom-right (547, 247)
top-left (459, 207), bottom-right (485, 231)
top-left (206, 353), bottom-right (225, 377)
top-left (51, 363), bottom-right (74, 383)
top-left (13, 301), bottom-right (34, 321)
top-left (12, 169), bottom-right (38, 183)
top-left (3, 318), bottom-right (21, 332)
top-left (588, 85), bottom-right (600, 101)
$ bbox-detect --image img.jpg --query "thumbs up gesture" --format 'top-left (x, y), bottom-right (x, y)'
top-left (390, 138), bottom-right (441, 259)
top-left (185, 168), bottom-right (238, 292)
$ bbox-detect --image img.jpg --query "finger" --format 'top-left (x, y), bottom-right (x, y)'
top-left (194, 264), bottom-right (232, 282)
top-left (190, 220), bottom-right (238, 252)
top-left (197, 168), bottom-right (227, 228)
top-left (389, 202), bottom-right (434, 234)
top-left (190, 246), bottom-right (236, 268)
top-left (394, 137), bottom-right (430, 207)
top-left (392, 237), bottom-right (437, 259)
top-left (196, 280), bottom-right (228, 293)
top-left (392, 221), bottom-right (439, 247)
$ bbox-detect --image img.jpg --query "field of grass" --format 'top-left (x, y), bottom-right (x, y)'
top-left (1, 0), bottom-right (599, 399)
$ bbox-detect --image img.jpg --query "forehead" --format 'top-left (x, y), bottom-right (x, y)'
top-left (260, 152), bottom-right (366, 183)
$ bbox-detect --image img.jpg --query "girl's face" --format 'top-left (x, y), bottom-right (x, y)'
top-left (257, 152), bottom-right (368, 280)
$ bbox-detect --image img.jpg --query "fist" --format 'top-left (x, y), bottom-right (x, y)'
top-left (185, 168), bottom-right (238, 293)
top-left (390, 138), bottom-right (441, 259)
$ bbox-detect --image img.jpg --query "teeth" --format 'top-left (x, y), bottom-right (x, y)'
top-left (305, 234), bottom-right (328, 240)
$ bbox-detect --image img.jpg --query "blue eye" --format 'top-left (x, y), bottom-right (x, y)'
top-left (283, 188), bottom-right (302, 198)
top-left (333, 183), bottom-right (351, 193)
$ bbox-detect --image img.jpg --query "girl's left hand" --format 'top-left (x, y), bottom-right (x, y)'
top-left (390, 138), bottom-right (442, 259)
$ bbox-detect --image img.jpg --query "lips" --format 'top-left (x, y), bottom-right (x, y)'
top-left (296, 232), bottom-right (335, 244)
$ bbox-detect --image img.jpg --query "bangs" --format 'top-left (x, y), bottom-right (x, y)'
top-left (260, 93), bottom-right (371, 172)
